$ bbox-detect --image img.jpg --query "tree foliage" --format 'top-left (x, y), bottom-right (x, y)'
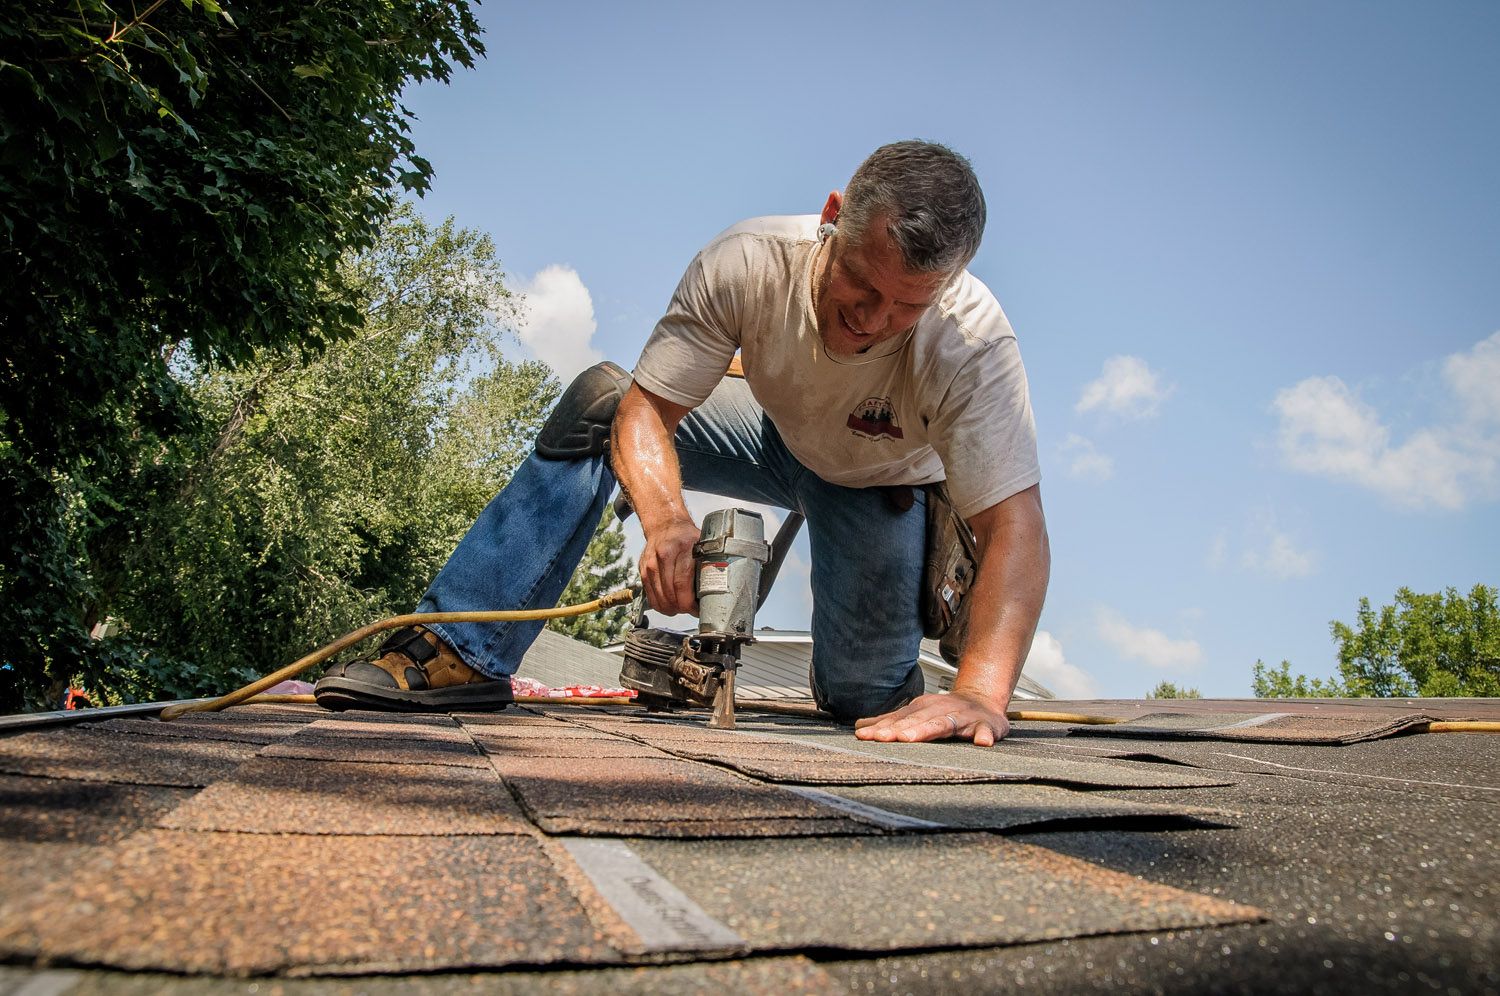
top-left (0, 0), bottom-right (483, 707)
top-left (1252, 585), bottom-right (1498, 699)
top-left (548, 509), bottom-right (637, 648)
top-left (1332, 586), bottom-right (1499, 698)
top-left (1146, 681), bottom-right (1201, 699)
top-left (1251, 660), bottom-right (1346, 698)
top-left (102, 207), bottom-right (560, 701)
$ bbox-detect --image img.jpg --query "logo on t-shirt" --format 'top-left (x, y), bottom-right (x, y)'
top-left (846, 396), bottom-right (905, 441)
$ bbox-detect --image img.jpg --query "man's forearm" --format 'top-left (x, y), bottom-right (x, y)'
top-left (611, 384), bottom-right (702, 614)
top-left (611, 385), bottom-right (692, 533)
top-left (953, 485), bottom-right (1051, 710)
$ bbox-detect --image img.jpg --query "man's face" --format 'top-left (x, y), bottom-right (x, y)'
top-left (813, 217), bottom-right (951, 357)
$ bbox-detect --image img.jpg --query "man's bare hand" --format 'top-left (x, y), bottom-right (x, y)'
top-left (853, 690), bottom-right (1010, 747)
top-left (640, 517), bottom-right (701, 616)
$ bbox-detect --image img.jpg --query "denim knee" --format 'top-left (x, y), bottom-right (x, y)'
top-left (812, 661), bottom-right (925, 723)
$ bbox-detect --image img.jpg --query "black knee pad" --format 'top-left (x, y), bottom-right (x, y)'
top-left (535, 361), bottom-right (633, 460)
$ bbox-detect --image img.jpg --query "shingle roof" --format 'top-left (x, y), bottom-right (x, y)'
top-left (1, 692), bottom-right (1496, 992)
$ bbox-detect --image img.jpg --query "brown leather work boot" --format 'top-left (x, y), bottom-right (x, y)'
top-left (314, 626), bottom-right (513, 713)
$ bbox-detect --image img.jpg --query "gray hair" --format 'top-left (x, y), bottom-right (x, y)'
top-left (838, 140), bottom-right (987, 274)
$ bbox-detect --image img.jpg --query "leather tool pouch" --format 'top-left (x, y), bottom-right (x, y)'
top-left (920, 482), bottom-right (979, 665)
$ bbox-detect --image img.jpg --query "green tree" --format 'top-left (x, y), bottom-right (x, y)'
top-left (85, 207), bottom-right (562, 702)
top-left (1147, 681), bottom-right (1201, 699)
top-left (1, 0), bottom-right (483, 708)
top-left (1384, 585), bottom-right (1498, 697)
top-left (1251, 585), bottom-right (1498, 700)
top-left (1251, 659), bottom-right (1346, 698)
top-left (548, 509), bottom-right (637, 648)
top-left (1331, 597), bottom-right (1411, 697)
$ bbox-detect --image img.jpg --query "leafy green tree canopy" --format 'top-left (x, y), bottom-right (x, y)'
top-left (3, 0), bottom-right (483, 459)
top-left (1147, 681), bottom-right (1201, 699)
top-left (1332, 585), bottom-right (1498, 698)
top-left (548, 509), bottom-right (637, 648)
top-left (103, 206), bottom-right (562, 701)
top-left (0, 0), bottom-right (482, 707)
top-left (1252, 585), bottom-right (1497, 699)
top-left (1251, 660), bottom-right (1345, 698)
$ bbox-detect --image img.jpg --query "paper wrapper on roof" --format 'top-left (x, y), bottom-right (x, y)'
top-left (511, 676), bottom-right (637, 699)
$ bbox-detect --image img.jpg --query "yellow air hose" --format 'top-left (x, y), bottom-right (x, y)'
top-left (157, 587), bottom-right (641, 721)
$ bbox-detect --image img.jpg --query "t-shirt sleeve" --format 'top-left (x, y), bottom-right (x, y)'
top-left (632, 245), bottom-right (742, 408)
top-left (929, 336), bottom-right (1042, 519)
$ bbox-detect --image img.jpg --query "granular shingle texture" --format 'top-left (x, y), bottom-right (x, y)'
top-left (490, 754), bottom-right (884, 837)
top-left (0, 955), bottom-right (842, 994)
top-left (0, 831), bottom-right (621, 975)
top-left (456, 723), bottom-right (622, 741)
top-left (1072, 710), bottom-right (1438, 744)
top-left (262, 731), bottom-right (489, 768)
top-left (0, 775), bottom-right (194, 913)
top-left (723, 721), bottom-right (1236, 790)
top-left (629, 833), bottom-right (1262, 952)
top-left (5, 693), bottom-right (1487, 991)
top-left (301, 718), bottom-right (474, 741)
top-left (823, 781), bottom-right (1231, 833)
top-left (159, 757), bottom-right (533, 835)
top-left (471, 734), bottom-right (675, 760)
top-left (0, 774), bottom-right (191, 845)
top-left (82, 716), bottom-right (308, 745)
top-left (0, 730), bottom-right (258, 787)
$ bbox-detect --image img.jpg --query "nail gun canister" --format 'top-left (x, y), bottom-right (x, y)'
top-left (694, 508), bottom-right (771, 638)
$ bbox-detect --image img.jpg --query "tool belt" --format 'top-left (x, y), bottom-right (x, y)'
top-left (920, 482), bottom-right (978, 665)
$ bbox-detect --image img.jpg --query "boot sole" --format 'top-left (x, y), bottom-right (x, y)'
top-left (314, 677), bottom-right (514, 713)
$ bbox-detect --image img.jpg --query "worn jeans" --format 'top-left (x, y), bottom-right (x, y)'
top-left (418, 378), bottom-right (926, 720)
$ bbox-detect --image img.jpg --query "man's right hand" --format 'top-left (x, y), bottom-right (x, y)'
top-left (640, 516), bottom-right (701, 616)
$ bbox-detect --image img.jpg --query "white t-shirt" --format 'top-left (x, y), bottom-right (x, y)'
top-left (633, 215), bottom-right (1041, 519)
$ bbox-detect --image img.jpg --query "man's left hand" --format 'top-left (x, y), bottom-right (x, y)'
top-left (853, 690), bottom-right (1010, 746)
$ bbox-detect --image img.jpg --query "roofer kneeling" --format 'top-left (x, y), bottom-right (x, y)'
top-left (315, 140), bottom-right (1050, 746)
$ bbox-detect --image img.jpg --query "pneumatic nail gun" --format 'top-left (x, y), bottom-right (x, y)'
top-left (616, 505), bottom-right (803, 728)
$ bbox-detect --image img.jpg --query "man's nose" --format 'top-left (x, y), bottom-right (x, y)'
top-left (851, 292), bottom-right (892, 332)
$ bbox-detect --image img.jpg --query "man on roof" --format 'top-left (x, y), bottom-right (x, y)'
top-left (317, 140), bottom-right (1050, 746)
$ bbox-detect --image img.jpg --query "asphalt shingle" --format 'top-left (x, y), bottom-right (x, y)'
top-left (262, 732), bottom-right (489, 768)
top-left (0, 730), bottom-right (258, 787)
top-left (0, 831), bottom-right (622, 975)
top-left (1070, 710), bottom-right (1437, 744)
top-left (158, 757), bottom-right (534, 835)
top-left (490, 754), bottom-right (885, 838)
top-left (628, 833), bottom-right (1262, 952)
top-left (816, 781), bottom-right (1231, 833)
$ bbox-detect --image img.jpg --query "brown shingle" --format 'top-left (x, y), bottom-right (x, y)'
top-left (0, 831), bottom-right (621, 975)
top-left (0, 731), bottom-right (257, 787)
top-left (159, 757), bottom-right (534, 835)
top-left (491, 755), bottom-right (882, 837)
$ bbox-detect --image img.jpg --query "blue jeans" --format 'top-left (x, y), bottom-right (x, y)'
top-left (417, 378), bottom-right (926, 720)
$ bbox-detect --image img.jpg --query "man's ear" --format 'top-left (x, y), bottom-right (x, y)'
top-left (820, 190), bottom-right (842, 226)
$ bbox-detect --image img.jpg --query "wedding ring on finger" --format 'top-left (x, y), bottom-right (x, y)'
top-left (944, 713), bottom-right (959, 736)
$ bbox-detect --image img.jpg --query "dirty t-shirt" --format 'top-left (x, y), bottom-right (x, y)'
top-left (632, 215), bottom-right (1040, 518)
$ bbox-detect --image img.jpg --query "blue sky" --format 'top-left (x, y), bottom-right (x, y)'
top-left (402, 1), bottom-right (1500, 698)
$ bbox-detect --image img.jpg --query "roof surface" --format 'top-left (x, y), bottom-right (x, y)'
top-left (0, 694), bottom-right (1495, 993)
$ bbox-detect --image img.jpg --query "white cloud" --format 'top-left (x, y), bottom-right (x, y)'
top-left (1272, 334), bottom-right (1500, 511)
top-left (1076, 356), bottom-right (1173, 419)
top-left (1445, 330), bottom-right (1500, 425)
top-left (515, 265), bottom-right (605, 384)
top-left (1096, 608), bottom-right (1203, 671)
top-left (1240, 527), bottom-right (1317, 579)
top-left (1060, 434), bottom-right (1114, 481)
top-left (1022, 631), bottom-right (1097, 699)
